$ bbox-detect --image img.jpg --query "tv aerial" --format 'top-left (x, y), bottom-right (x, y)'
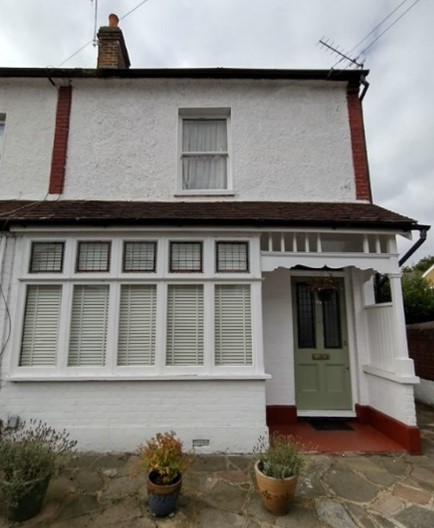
top-left (318, 38), bottom-right (364, 69)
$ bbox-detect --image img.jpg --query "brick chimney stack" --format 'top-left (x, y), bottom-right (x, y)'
top-left (97, 14), bottom-right (131, 69)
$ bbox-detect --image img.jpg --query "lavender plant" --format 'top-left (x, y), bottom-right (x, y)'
top-left (0, 419), bottom-right (77, 508)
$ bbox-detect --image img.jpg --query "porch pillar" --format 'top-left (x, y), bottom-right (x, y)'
top-left (389, 273), bottom-right (416, 378)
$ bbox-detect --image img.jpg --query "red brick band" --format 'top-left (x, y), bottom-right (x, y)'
top-left (347, 82), bottom-right (372, 202)
top-left (49, 85), bottom-right (72, 195)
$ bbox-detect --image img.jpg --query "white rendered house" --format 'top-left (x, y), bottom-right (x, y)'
top-left (0, 17), bottom-right (428, 453)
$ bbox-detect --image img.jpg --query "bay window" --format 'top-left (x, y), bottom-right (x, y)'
top-left (15, 236), bottom-right (260, 378)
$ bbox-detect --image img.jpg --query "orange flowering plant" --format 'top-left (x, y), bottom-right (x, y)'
top-left (137, 431), bottom-right (193, 485)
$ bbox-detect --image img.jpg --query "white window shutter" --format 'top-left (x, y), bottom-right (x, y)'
top-left (20, 285), bottom-right (62, 366)
top-left (118, 285), bottom-right (156, 365)
top-left (215, 285), bottom-right (252, 365)
top-left (166, 285), bottom-right (204, 365)
top-left (68, 285), bottom-right (109, 366)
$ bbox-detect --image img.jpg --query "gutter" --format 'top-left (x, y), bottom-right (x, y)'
top-left (360, 75), bottom-right (370, 101)
top-left (399, 225), bottom-right (430, 267)
top-left (376, 225), bottom-right (431, 292)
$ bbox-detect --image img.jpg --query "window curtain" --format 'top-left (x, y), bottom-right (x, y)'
top-left (182, 119), bottom-right (227, 190)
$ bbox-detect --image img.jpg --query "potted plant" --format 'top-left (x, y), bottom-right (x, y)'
top-left (0, 419), bottom-right (77, 522)
top-left (254, 433), bottom-right (307, 516)
top-left (137, 431), bottom-right (192, 517)
top-left (308, 274), bottom-right (339, 302)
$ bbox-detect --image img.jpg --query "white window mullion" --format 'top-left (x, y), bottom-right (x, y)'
top-left (107, 283), bottom-right (119, 371)
top-left (203, 283), bottom-right (213, 374)
top-left (251, 281), bottom-right (264, 373)
top-left (155, 283), bottom-right (167, 374)
top-left (57, 282), bottom-right (73, 371)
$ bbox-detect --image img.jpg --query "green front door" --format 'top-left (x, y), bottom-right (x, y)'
top-left (292, 277), bottom-right (352, 411)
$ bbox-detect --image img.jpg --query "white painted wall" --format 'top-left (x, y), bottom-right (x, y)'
top-left (262, 269), bottom-right (295, 405)
top-left (0, 77), bottom-right (356, 202)
top-left (0, 380), bottom-right (267, 452)
top-left (364, 373), bottom-right (417, 426)
top-left (0, 79), bottom-right (57, 199)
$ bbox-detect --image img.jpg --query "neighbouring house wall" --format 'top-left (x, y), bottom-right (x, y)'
top-left (0, 380), bottom-right (267, 452)
top-left (407, 322), bottom-right (434, 406)
top-left (1, 77), bottom-right (356, 202)
top-left (262, 269), bottom-right (294, 406)
top-left (0, 80), bottom-right (57, 199)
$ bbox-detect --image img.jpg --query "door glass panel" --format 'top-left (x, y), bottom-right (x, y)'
top-left (296, 283), bottom-right (316, 348)
top-left (322, 291), bottom-right (342, 348)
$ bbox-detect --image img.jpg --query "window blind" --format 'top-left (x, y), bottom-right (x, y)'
top-left (68, 285), bottom-right (109, 366)
top-left (166, 284), bottom-right (204, 365)
top-left (118, 285), bottom-right (156, 365)
top-left (215, 284), bottom-right (252, 365)
top-left (20, 285), bottom-right (61, 366)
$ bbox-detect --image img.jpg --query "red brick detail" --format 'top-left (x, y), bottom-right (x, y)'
top-left (49, 86), bottom-right (72, 195)
top-left (347, 82), bottom-right (372, 202)
top-left (356, 404), bottom-right (421, 455)
top-left (407, 323), bottom-right (434, 381)
top-left (266, 405), bottom-right (298, 425)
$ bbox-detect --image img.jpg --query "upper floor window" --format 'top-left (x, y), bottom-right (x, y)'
top-left (179, 109), bottom-right (230, 192)
top-left (0, 113), bottom-right (6, 157)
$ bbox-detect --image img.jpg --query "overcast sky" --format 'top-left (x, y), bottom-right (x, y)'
top-left (0, 0), bottom-right (432, 264)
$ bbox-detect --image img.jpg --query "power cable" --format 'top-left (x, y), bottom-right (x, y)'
top-left (331, 0), bottom-right (421, 69)
top-left (57, 0), bottom-right (151, 67)
top-left (358, 0), bottom-right (421, 57)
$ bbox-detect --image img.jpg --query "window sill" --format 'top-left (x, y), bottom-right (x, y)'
top-left (8, 373), bottom-right (271, 382)
top-left (174, 191), bottom-right (235, 197)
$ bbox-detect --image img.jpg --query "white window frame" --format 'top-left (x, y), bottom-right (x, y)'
top-left (176, 108), bottom-right (233, 196)
top-left (9, 232), bottom-right (265, 381)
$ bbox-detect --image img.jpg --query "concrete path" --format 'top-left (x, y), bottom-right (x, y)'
top-left (1, 403), bottom-right (434, 528)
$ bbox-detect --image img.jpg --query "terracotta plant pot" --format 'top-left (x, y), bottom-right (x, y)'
top-left (254, 461), bottom-right (298, 516)
top-left (146, 472), bottom-right (182, 517)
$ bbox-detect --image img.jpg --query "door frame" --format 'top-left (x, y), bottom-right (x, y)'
top-left (289, 269), bottom-right (358, 418)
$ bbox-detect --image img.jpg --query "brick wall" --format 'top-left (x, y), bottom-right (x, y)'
top-left (347, 81), bottom-right (372, 202)
top-left (407, 322), bottom-right (434, 381)
top-left (49, 86), bottom-right (72, 194)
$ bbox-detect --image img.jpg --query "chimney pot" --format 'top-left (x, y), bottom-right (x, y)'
top-left (109, 14), bottom-right (119, 28)
top-left (97, 13), bottom-right (130, 69)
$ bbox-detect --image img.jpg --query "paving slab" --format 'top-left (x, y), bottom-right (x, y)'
top-left (323, 466), bottom-right (380, 502)
top-left (344, 503), bottom-right (377, 528)
top-left (200, 480), bottom-right (249, 513)
top-left (394, 505), bottom-right (434, 528)
top-left (198, 507), bottom-right (245, 528)
top-left (57, 494), bottom-right (102, 520)
top-left (74, 470), bottom-right (104, 494)
top-left (315, 498), bottom-right (358, 528)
